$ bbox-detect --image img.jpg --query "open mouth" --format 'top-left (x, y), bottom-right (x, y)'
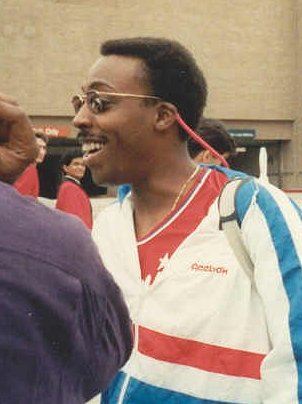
top-left (81, 136), bottom-right (108, 157)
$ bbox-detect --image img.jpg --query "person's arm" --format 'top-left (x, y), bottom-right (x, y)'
top-left (237, 180), bottom-right (302, 402)
top-left (80, 270), bottom-right (133, 400)
top-left (67, 225), bottom-right (133, 401)
top-left (0, 93), bottom-right (38, 184)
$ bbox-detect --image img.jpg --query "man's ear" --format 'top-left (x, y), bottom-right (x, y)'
top-left (202, 150), bottom-right (213, 163)
top-left (154, 102), bottom-right (178, 131)
top-left (194, 150), bottom-right (213, 164)
top-left (195, 150), bottom-right (209, 164)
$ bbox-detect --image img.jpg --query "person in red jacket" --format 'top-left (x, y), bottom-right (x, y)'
top-left (56, 149), bottom-right (93, 230)
top-left (14, 131), bottom-right (48, 197)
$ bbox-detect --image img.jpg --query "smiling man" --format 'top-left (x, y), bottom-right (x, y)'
top-left (73, 37), bottom-right (302, 403)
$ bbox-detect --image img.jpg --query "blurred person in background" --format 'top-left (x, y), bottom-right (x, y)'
top-left (14, 131), bottom-right (48, 197)
top-left (188, 118), bottom-right (236, 165)
top-left (56, 149), bottom-right (93, 230)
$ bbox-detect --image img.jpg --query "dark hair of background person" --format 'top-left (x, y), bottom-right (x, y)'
top-left (34, 131), bottom-right (49, 144)
top-left (188, 118), bottom-right (236, 160)
top-left (76, 132), bottom-right (109, 196)
top-left (101, 37), bottom-right (207, 140)
top-left (60, 149), bottom-right (83, 169)
top-left (37, 138), bottom-right (107, 198)
top-left (58, 149), bottom-right (84, 186)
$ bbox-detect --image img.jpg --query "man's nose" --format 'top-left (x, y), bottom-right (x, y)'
top-left (73, 104), bottom-right (92, 129)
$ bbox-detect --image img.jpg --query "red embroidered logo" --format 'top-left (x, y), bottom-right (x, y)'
top-left (191, 263), bottom-right (228, 275)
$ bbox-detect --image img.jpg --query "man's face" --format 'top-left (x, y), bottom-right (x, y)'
top-left (36, 138), bottom-right (47, 164)
top-left (63, 157), bottom-right (86, 181)
top-left (73, 55), bottom-right (157, 186)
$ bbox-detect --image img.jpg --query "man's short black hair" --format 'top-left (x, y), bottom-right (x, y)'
top-left (100, 37), bottom-right (207, 139)
top-left (188, 118), bottom-right (236, 159)
top-left (60, 149), bottom-right (83, 169)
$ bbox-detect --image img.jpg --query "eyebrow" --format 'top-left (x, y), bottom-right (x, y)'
top-left (82, 80), bottom-right (116, 93)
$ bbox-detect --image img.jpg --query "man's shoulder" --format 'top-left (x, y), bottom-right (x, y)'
top-left (231, 177), bottom-right (298, 225)
top-left (58, 179), bottom-right (79, 193)
top-left (33, 203), bottom-right (103, 283)
top-left (95, 198), bottom-right (122, 218)
top-left (1, 182), bottom-right (95, 266)
top-left (206, 165), bottom-right (246, 179)
top-left (92, 198), bottom-right (124, 243)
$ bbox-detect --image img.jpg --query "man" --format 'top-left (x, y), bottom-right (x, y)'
top-left (14, 130), bottom-right (48, 197)
top-left (188, 117), bottom-right (236, 165)
top-left (56, 150), bottom-right (93, 230)
top-left (0, 93), bottom-right (132, 403)
top-left (73, 37), bottom-right (302, 403)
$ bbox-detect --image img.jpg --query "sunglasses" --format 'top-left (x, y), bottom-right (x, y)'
top-left (72, 90), bottom-right (161, 115)
top-left (72, 90), bottom-right (229, 168)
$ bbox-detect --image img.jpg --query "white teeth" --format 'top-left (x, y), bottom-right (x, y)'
top-left (82, 142), bottom-right (103, 153)
top-left (94, 143), bottom-right (102, 150)
top-left (82, 144), bottom-right (90, 152)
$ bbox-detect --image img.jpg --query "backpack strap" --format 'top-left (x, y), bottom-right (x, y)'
top-left (218, 177), bottom-right (254, 281)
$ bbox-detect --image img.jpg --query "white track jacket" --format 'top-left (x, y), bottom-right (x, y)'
top-left (93, 167), bottom-right (302, 403)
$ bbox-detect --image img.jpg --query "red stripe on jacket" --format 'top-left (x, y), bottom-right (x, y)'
top-left (139, 326), bottom-right (266, 380)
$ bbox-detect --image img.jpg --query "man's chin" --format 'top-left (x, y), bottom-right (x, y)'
top-left (89, 168), bottom-right (124, 188)
top-left (90, 170), bottom-right (108, 187)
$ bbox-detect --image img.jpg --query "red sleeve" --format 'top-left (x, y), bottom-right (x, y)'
top-left (14, 164), bottom-right (39, 198)
top-left (56, 182), bottom-right (93, 230)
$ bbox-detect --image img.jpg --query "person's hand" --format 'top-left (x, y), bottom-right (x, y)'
top-left (0, 93), bottom-right (38, 184)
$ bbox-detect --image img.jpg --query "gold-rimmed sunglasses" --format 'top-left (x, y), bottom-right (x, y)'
top-left (72, 90), bottom-right (161, 115)
top-left (72, 89), bottom-right (230, 168)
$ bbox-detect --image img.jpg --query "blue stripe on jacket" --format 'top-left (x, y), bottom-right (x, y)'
top-left (101, 372), bottom-right (233, 404)
top-left (236, 181), bottom-right (302, 400)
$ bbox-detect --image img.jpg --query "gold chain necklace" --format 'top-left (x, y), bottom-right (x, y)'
top-left (170, 165), bottom-right (200, 212)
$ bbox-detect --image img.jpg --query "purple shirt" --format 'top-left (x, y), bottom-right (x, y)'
top-left (0, 182), bottom-right (132, 403)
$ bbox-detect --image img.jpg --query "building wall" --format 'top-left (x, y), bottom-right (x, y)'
top-left (0, 0), bottom-right (299, 184)
top-left (287, 0), bottom-right (302, 188)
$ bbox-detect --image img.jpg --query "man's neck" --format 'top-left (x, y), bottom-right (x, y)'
top-left (131, 160), bottom-right (199, 239)
top-left (64, 175), bottom-right (81, 186)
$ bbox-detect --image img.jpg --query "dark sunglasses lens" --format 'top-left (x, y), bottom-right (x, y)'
top-left (87, 92), bottom-right (104, 114)
top-left (72, 95), bottom-right (83, 113)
